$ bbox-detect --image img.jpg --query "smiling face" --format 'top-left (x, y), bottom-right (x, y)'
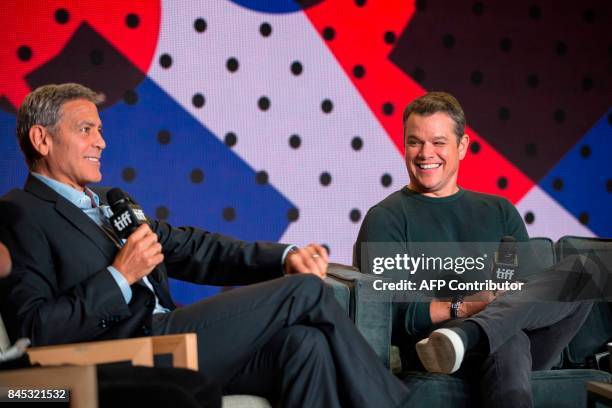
top-left (404, 112), bottom-right (469, 197)
top-left (32, 99), bottom-right (105, 191)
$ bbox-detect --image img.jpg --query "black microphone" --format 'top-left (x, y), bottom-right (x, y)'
top-left (491, 236), bottom-right (519, 283)
top-left (107, 188), bottom-right (149, 240)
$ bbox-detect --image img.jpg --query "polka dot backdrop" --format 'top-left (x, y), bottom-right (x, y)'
top-left (0, 0), bottom-right (610, 304)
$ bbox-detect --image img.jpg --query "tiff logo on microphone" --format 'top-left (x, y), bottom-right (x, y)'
top-left (113, 211), bottom-right (132, 231)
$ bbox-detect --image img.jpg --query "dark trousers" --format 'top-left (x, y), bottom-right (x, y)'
top-left (467, 254), bottom-right (604, 408)
top-left (152, 274), bottom-right (410, 408)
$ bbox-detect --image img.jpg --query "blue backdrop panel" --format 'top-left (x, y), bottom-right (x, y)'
top-left (540, 110), bottom-right (612, 237)
top-left (99, 77), bottom-right (293, 304)
top-left (0, 110), bottom-right (27, 193)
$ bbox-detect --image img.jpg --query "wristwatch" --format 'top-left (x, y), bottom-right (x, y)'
top-left (450, 296), bottom-right (464, 319)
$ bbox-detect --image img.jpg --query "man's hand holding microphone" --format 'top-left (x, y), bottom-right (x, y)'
top-left (111, 224), bottom-right (164, 285)
top-left (106, 188), bottom-right (163, 284)
top-left (106, 188), bottom-right (329, 284)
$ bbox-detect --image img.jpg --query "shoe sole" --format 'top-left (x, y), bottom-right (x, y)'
top-left (415, 328), bottom-right (464, 374)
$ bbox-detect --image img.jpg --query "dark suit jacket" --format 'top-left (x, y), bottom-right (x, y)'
top-left (0, 175), bottom-right (287, 346)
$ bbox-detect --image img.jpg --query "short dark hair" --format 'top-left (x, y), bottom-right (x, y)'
top-left (402, 92), bottom-right (466, 143)
top-left (16, 83), bottom-right (105, 168)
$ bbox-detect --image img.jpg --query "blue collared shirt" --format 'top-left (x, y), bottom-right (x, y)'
top-left (32, 173), bottom-right (169, 313)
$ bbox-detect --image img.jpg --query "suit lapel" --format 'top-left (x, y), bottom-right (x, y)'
top-left (25, 175), bottom-right (117, 260)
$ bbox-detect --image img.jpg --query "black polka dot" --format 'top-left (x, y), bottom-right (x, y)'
top-left (470, 70), bottom-right (483, 85)
top-left (225, 132), bottom-right (237, 147)
top-left (498, 107), bottom-right (510, 121)
top-left (157, 130), bottom-right (171, 145)
top-left (258, 96), bottom-right (270, 111)
top-left (122, 167), bottom-right (136, 182)
top-left (287, 208), bottom-right (299, 222)
top-left (260, 22), bottom-right (272, 37)
top-left (442, 33), bottom-right (455, 49)
top-left (412, 67), bottom-right (426, 83)
top-left (528, 5), bottom-right (541, 20)
top-left (580, 145), bottom-right (591, 158)
top-left (583, 9), bottom-right (594, 23)
top-left (381, 173), bottom-right (392, 187)
top-left (289, 134), bottom-right (301, 149)
top-left (555, 41), bottom-right (567, 56)
top-left (470, 141), bottom-right (481, 154)
top-left (382, 102), bottom-right (394, 116)
top-left (552, 178), bottom-right (564, 191)
top-left (354, 0), bottom-right (366, 6)
top-left (553, 109), bottom-right (565, 123)
top-left (499, 38), bottom-right (512, 52)
top-left (415, 0), bottom-right (427, 11)
top-left (125, 13), bottom-right (140, 28)
top-left (472, 2), bottom-right (484, 15)
top-left (351, 136), bottom-right (363, 151)
top-left (581, 77), bottom-right (593, 91)
top-left (578, 212), bottom-right (589, 225)
top-left (190, 169), bottom-right (204, 184)
top-left (527, 74), bottom-right (539, 88)
top-left (194, 18), bottom-right (207, 33)
top-left (353, 65), bottom-right (365, 78)
top-left (321, 99), bottom-right (333, 114)
top-left (159, 54), bottom-right (172, 69)
top-left (55, 8), bottom-right (69, 24)
top-left (525, 143), bottom-right (537, 157)
top-left (524, 211), bottom-right (535, 224)
top-left (350, 209), bottom-right (361, 223)
top-left (497, 177), bottom-right (508, 190)
top-left (226, 57), bottom-right (239, 72)
top-left (192, 93), bottom-right (205, 108)
top-left (606, 179), bottom-right (612, 192)
top-left (384, 31), bottom-right (396, 44)
top-left (322, 244), bottom-right (330, 255)
top-left (123, 89), bottom-right (138, 105)
top-left (90, 49), bottom-right (104, 65)
top-left (17, 46), bottom-right (32, 61)
top-left (320, 172), bottom-right (332, 186)
top-left (322, 27), bottom-right (335, 41)
top-left (256, 171), bottom-right (269, 185)
top-left (291, 61), bottom-right (303, 76)
top-left (156, 206), bottom-right (169, 220)
top-left (223, 207), bottom-right (236, 221)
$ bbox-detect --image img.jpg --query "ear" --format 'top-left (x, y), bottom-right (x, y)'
top-left (458, 134), bottom-right (469, 160)
top-left (29, 125), bottom-right (51, 157)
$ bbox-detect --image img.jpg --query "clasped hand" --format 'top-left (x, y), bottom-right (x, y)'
top-left (284, 244), bottom-right (329, 279)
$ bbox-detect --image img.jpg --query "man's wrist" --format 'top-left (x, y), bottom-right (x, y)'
top-left (281, 245), bottom-right (298, 274)
top-left (107, 266), bottom-right (132, 303)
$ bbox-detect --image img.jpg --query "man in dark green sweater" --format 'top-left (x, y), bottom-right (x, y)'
top-left (355, 92), bottom-right (595, 408)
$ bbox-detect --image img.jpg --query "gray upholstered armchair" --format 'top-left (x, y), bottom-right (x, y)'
top-left (341, 238), bottom-right (612, 408)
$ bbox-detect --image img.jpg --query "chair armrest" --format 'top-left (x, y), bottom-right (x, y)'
top-left (0, 365), bottom-right (97, 408)
top-left (324, 275), bottom-right (351, 315)
top-left (27, 337), bottom-right (154, 367)
top-left (151, 333), bottom-right (198, 371)
top-left (26, 334), bottom-right (199, 370)
top-left (327, 263), bottom-right (393, 368)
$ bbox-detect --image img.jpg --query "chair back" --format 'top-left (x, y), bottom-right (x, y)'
top-left (555, 236), bottom-right (612, 369)
top-left (517, 237), bottom-right (556, 281)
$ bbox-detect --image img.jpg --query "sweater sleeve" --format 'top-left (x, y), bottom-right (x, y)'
top-left (355, 204), bottom-right (433, 338)
top-left (354, 205), bottom-right (406, 270)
